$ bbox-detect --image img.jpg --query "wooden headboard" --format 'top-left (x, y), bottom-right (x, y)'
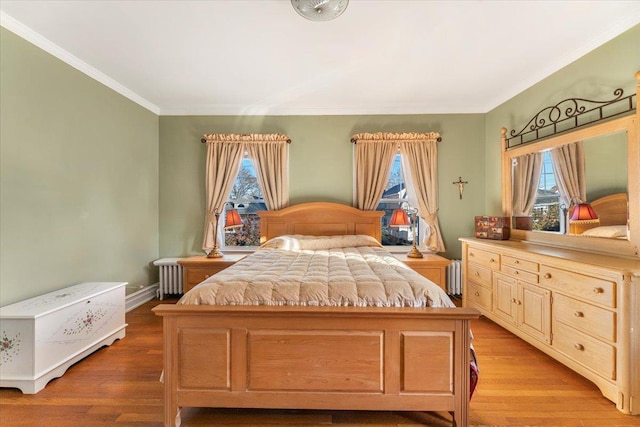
top-left (257, 202), bottom-right (383, 244)
top-left (591, 193), bottom-right (629, 226)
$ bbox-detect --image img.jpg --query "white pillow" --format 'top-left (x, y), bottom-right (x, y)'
top-left (580, 225), bottom-right (627, 238)
top-left (261, 234), bottom-right (382, 250)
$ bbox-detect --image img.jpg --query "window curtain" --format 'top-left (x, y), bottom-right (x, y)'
top-left (245, 135), bottom-right (290, 210)
top-left (201, 133), bottom-right (290, 253)
top-left (512, 152), bottom-right (543, 216)
top-left (351, 132), bottom-right (444, 252)
top-left (353, 137), bottom-right (397, 210)
top-left (201, 137), bottom-right (245, 253)
top-left (549, 141), bottom-right (586, 207)
top-left (398, 135), bottom-right (445, 252)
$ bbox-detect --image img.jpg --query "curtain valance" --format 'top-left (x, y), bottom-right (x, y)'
top-left (350, 132), bottom-right (441, 144)
top-left (201, 133), bottom-right (291, 144)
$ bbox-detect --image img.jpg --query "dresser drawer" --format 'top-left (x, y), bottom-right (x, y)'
top-left (553, 294), bottom-right (616, 342)
top-left (411, 267), bottom-right (444, 290)
top-left (553, 320), bottom-right (615, 380)
top-left (501, 265), bottom-right (538, 284)
top-left (185, 266), bottom-right (230, 287)
top-left (467, 247), bottom-right (500, 271)
top-left (467, 281), bottom-right (493, 312)
top-left (467, 263), bottom-right (492, 288)
top-left (540, 266), bottom-right (616, 308)
top-left (502, 255), bottom-right (538, 273)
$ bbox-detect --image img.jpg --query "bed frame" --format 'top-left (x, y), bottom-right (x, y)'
top-left (153, 202), bottom-right (480, 427)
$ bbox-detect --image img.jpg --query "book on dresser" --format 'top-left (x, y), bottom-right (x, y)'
top-left (0, 282), bottom-right (127, 393)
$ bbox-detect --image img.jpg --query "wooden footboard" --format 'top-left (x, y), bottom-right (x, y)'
top-left (153, 304), bottom-right (479, 427)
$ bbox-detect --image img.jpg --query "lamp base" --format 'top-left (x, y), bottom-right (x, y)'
top-left (207, 246), bottom-right (224, 258)
top-left (406, 245), bottom-right (423, 259)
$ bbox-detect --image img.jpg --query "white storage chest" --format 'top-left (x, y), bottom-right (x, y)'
top-left (0, 282), bottom-right (127, 393)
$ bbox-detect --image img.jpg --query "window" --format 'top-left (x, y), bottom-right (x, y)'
top-left (376, 153), bottom-right (417, 246)
top-left (224, 152), bottom-right (265, 247)
top-left (531, 151), bottom-right (562, 232)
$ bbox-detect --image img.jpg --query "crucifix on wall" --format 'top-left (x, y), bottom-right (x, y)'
top-left (453, 176), bottom-right (468, 200)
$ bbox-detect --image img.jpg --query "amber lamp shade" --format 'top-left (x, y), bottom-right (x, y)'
top-left (570, 203), bottom-right (598, 221)
top-left (389, 208), bottom-right (410, 227)
top-left (225, 209), bottom-right (244, 229)
top-left (569, 202), bottom-right (600, 235)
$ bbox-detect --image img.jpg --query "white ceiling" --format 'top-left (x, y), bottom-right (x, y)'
top-left (2, 1), bottom-right (640, 116)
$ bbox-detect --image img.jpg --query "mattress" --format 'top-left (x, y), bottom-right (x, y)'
top-left (178, 234), bottom-right (453, 308)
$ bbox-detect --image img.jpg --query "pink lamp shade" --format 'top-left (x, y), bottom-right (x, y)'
top-left (224, 209), bottom-right (244, 229)
top-left (570, 203), bottom-right (598, 221)
top-left (389, 208), bottom-right (410, 227)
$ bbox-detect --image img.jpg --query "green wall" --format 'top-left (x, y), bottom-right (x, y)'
top-left (0, 28), bottom-right (160, 305)
top-left (485, 24), bottom-right (640, 214)
top-left (159, 114), bottom-right (485, 260)
top-left (3, 21), bottom-right (637, 307)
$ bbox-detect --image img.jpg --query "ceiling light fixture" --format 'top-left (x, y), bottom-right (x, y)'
top-left (291, 0), bottom-right (349, 22)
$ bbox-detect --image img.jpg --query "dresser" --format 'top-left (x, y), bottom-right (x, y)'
top-left (460, 238), bottom-right (640, 415)
top-left (0, 282), bottom-right (127, 393)
top-left (178, 254), bottom-right (246, 293)
top-left (394, 253), bottom-right (450, 292)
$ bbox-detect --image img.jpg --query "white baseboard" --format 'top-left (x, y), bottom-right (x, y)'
top-left (125, 283), bottom-right (159, 312)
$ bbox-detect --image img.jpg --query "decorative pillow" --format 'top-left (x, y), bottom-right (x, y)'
top-left (581, 225), bottom-right (627, 238)
top-left (261, 234), bottom-right (382, 250)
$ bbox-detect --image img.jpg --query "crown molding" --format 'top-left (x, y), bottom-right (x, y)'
top-left (1, 11), bottom-right (160, 115)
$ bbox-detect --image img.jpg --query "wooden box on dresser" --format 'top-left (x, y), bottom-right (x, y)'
top-left (0, 282), bottom-right (127, 394)
top-left (460, 238), bottom-right (640, 415)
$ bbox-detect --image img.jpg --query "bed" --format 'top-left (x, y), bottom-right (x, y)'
top-left (153, 202), bottom-right (480, 427)
top-left (569, 193), bottom-right (629, 238)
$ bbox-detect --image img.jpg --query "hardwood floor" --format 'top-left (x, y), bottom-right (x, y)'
top-left (1, 298), bottom-right (638, 426)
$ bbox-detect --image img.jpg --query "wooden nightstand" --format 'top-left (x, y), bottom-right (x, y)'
top-left (178, 254), bottom-right (246, 294)
top-left (394, 253), bottom-right (451, 292)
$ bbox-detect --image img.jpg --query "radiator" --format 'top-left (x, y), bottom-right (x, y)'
top-left (446, 259), bottom-right (462, 296)
top-left (152, 258), bottom-right (183, 300)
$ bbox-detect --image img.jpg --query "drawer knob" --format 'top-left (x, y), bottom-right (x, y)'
top-left (574, 343), bottom-right (584, 351)
top-left (474, 272), bottom-right (480, 277)
top-left (516, 300), bottom-right (522, 305)
top-left (490, 258), bottom-right (495, 263)
top-left (514, 270), bottom-right (519, 275)
top-left (593, 287), bottom-right (603, 294)
top-left (469, 253), bottom-right (475, 257)
top-left (514, 260), bottom-right (520, 264)
top-left (574, 311), bottom-right (584, 318)
top-left (543, 273), bottom-right (552, 279)
top-left (474, 291), bottom-right (480, 297)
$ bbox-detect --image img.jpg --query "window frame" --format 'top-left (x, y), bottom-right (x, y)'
top-left (531, 150), bottom-right (565, 233)
top-left (373, 151), bottom-right (427, 253)
top-left (222, 151), bottom-right (265, 251)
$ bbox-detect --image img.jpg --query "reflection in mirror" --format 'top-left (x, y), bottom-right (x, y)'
top-left (514, 132), bottom-right (628, 238)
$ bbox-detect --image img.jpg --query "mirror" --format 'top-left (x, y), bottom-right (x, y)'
top-left (512, 132), bottom-right (627, 237)
top-left (500, 74), bottom-right (639, 258)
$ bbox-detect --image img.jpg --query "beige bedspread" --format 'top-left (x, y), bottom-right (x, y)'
top-left (178, 235), bottom-right (453, 308)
